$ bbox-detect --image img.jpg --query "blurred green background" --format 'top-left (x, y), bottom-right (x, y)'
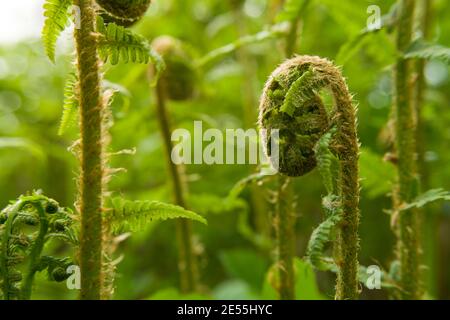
top-left (0, 0), bottom-right (449, 299)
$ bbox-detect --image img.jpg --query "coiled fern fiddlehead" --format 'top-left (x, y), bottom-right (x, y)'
top-left (0, 192), bottom-right (75, 300)
top-left (96, 0), bottom-right (151, 26)
top-left (259, 55), bottom-right (360, 300)
top-left (151, 36), bottom-right (199, 293)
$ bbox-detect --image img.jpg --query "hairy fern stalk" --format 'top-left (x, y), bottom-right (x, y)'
top-left (42, 0), bottom-right (161, 299)
top-left (394, 0), bottom-right (422, 300)
top-left (259, 55), bottom-right (360, 300)
top-left (73, 0), bottom-right (105, 300)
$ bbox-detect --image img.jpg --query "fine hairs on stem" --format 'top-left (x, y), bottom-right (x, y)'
top-left (274, 176), bottom-right (296, 299)
top-left (413, 0), bottom-right (435, 296)
top-left (394, 0), bottom-right (422, 299)
top-left (43, 0), bottom-right (155, 299)
top-left (151, 36), bottom-right (199, 293)
top-left (74, 0), bottom-right (105, 300)
top-left (73, 0), bottom-right (154, 300)
top-left (259, 55), bottom-right (360, 300)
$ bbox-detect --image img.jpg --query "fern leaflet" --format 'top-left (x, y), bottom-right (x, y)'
top-left (107, 197), bottom-right (207, 233)
top-left (279, 68), bottom-right (328, 116)
top-left (96, 17), bottom-right (165, 84)
top-left (314, 129), bottom-right (340, 195)
top-left (405, 40), bottom-right (450, 64)
top-left (42, 0), bottom-right (72, 62)
top-left (306, 194), bottom-right (341, 270)
top-left (398, 188), bottom-right (450, 212)
top-left (306, 214), bottom-right (340, 270)
top-left (58, 72), bottom-right (79, 136)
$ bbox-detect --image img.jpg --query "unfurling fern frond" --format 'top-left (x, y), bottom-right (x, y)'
top-left (42, 0), bottom-right (72, 62)
top-left (107, 197), bottom-right (207, 233)
top-left (259, 56), bottom-right (360, 299)
top-left (58, 72), bottom-right (79, 136)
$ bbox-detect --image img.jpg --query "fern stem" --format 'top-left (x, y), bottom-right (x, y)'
top-left (275, 176), bottom-right (296, 300)
top-left (74, 0), bottom-right (104, 300)
top-left (1, 201), bottom-right (22, 300)
top-left (330, 68), bottom-right (360, 301)
top-left (394, 0), bottom-right (421, 300)
top-left (413, 0), bottom-right (436, 296)
top-left (20, 204), bottom-right (48, 300)
top-left (154, 81), bottom-right (199, 293)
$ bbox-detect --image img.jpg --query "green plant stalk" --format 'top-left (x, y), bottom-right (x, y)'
top-left (155, 81), bottom-right (199, 293)
top-left (20, 204), bottom-right (48, 300)
top-left (275, 176), bottom-right (296, 300)
top-left (395, 0), bottom-right (421, 300)
top-left (74, 0), bottom-right (104, 300)
top-left (413, 0), bottom-right (436, 297)
top-left (331, 73), bottom-right (360, 301)
top-left (1, 201), bottom-right (22, 300)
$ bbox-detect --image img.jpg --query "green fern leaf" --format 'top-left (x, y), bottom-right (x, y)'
top-left (188, 193), bottom-right (246, 215)
top-left (97, 17), bottom-right (151, 64)
top-left (404, 40), bottom-right (450, 64)
top-left (306, 193), bottom-right (342, 270)
top-left (96, 17), bottom-right (165, 84)
top-left (314, 130), bottom-right (339, 195)
top-left (306, 211), bottom-right (340, 270)
top-left (279, 67), bottom-right (328, 116)
top-left (399, 188), bottom-right (450, 212)
top-left (42, 0), bottom-right (72, 62)
top-left (107, 197), bottom-right (207, 233)
top-left (58, 72), bottom-right (79, 136)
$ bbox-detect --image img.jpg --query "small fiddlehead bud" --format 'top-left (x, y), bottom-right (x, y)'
top-left (259, 55), bottom-right (360, 300)
top-left (45, 200), bottom-right (59, 214)
top-left (96, 0), bottom-right (151, 27)
top-left (51, 267), bottom-right (70, 282)
top-left (151, 36), bottom-right (196, 101)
